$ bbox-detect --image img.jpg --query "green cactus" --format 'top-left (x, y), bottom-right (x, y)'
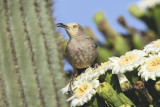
top-left (93, 12), bottom-right (130, 56)
top-left (117, 16), bottom-right (144, 49)
top-left (0, 0), bottom-right (68, 107)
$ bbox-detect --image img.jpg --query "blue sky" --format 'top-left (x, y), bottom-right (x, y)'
top-left (54, 0), bottom-right (147, 42)
top-left (53, 0), bottom-right (147, 71)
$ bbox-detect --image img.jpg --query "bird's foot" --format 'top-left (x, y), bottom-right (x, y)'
top-left (69, 81), bottom-right (73, 94)
top-left (68, 73), bottom-right (77, 94)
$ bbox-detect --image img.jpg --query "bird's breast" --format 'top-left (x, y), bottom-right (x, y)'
top-left (66, 40), bottom-right (97, 69)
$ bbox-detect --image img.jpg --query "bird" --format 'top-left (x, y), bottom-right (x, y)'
top-left (57, 23), bottom-right (98, 89)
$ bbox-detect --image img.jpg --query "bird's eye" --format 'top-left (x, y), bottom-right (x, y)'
top-left (73, 25), bottom-right (77, 29)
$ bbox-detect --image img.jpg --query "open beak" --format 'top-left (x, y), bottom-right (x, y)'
top-left (56, 23), bottom-right (68, 28)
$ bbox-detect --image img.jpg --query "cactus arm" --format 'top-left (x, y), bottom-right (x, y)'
top-left (129, 5), bottom-right (145, 19)
top-left (132, 34), bottom-right (144, 49)
top-left (94, 12), bottom-right (130, 56)
top-left (118, 16), bottom-right (144, 49)
top-left (153, 6), bottom-right (160, 37)
top-left (0, 0), bottom-right (24, 106)
top-left (20, 0), bottom-right (60, 106)
top-left (6, 0), bottom-right (42, 106)
top-left (34, 0), bottom-right (68, 106)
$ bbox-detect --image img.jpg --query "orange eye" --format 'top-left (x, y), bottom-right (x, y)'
top-left (73, 25), bottom-right (77, 29)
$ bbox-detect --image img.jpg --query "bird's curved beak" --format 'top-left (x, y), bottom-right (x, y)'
top-left (56, 23), bottom-right (68, 28)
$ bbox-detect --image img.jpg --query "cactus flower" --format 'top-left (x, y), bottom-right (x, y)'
top-left (109, 50), bottom-right (146, 74)
top-left (138, 54), bottom-right (160, 81)
top-left (143, 39), bottom-right (160, 54)
top-left (88, 61), bottom-right (110, 79)
top-left (66, 79), bottom-right (99, 107)
top-left (136, 0), bottom-right (160, 11)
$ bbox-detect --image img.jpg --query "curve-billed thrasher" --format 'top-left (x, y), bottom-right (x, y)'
top-left (57, 23), bottom-right (98, 80)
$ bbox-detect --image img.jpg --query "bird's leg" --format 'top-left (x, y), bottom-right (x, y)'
top-left (69, 67), bottom-right (78, 93)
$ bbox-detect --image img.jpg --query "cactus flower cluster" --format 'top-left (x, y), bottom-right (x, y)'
top-left (61, 39), bottom-right (160, 107)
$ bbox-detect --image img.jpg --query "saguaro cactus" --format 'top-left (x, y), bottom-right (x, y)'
top-left (0, 0), bottom-right (68, 107)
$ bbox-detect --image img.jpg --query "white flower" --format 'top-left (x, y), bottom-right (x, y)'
top-left (109, 50), bottom-right (146, 74)
top-left (138, 54), bottom-right (160, 81)
top-left (83, 67), bottom-right (94, 76)
top-left (60, 76), bottom-right (81, 94)
top-left (136, 0), bottom-right (160, 11)
top-left (67, 79), bottom-right (99, 107)
top-left (143, 39), bottom-right (160, 54)
top-left (61, 67), bottom-right (95, 94)
top-left (61, 72), bottom-right (89, 94)
top-left (88, 62), bottom-right (110, 80)
top-left (61, 84), bottom-right (70, 94)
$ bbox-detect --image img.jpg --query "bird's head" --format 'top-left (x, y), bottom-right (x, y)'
top-left (57, 23), bottom-right (84, 38)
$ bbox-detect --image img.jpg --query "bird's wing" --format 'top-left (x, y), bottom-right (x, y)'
top-left (85, 36), bottom-right (98, 48)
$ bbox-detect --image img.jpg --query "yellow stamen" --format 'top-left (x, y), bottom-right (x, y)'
top-left (118, 53), bottom-right (138, 66)
top-left (75, 82), bottom-right (91, 98)
top-left (153, 40), bottom-right (160, 47)
top-left (146, 56), bottom-right (160, 72)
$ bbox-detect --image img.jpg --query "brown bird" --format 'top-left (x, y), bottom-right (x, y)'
top-left (57, 23), bottom-right (98, 87)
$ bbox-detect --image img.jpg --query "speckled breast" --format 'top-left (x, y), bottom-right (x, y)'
top-left (66, 40), bottom-right (97, 69)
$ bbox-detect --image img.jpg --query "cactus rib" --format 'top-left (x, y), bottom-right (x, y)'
top-left (19, 0), bottom-right (45, 106)
top-left (5, 0), bottom-right (43, 106)
top-left (0, 0), bottom-right (26, 106)
top-left (34, 0), bottom-right (68, 106)
top-left (0, 72), bottom-right (6, 107)
top-left (20, 0), bottom-right (60, 106)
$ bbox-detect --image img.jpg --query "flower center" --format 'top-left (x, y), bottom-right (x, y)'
top-left (75, 82), bottom-right (91, 98)
top-left (118, 53), bottom-right (138, 66)
top-left (153, 40), bottom-right (160, 47)
top-left (146, 56), bottom-right (160, 72)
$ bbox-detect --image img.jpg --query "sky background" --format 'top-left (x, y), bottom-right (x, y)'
top-left (53, 0), bottom-right (147, 71)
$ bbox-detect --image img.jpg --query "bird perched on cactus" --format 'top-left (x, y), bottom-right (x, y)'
top-left (57, 23), bottom-right (98, 89)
